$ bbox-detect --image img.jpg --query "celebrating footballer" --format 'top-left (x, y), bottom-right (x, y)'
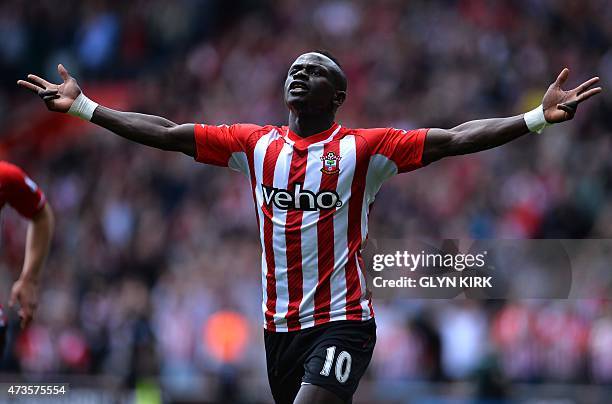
top-left (18, 50), bottom-right (600, 403)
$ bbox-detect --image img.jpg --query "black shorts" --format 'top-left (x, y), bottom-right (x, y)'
top-left (264, 318), bottom-right (376, 404)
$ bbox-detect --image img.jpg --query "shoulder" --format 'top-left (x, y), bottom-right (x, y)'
top-left (343, 127), bottom-right (394, 142)
top-left (337, 127), bottom-right (394, 152)
top-left (0, 161), bottom-right (26, 183)
top-left (245, 124), bottom-right (288, 143)
top-left (244, 124), bottom-right (285, 148)
top-left (348, 127), bottom-right (428, 144)
top-left (196, 123), bottom-right (277, 140)
top-left (349, 127), bottom-right (392, 136)
top-left (253, 124), bottom-right (283, 137)
top-left (0, 161), bottom-right (41, 196)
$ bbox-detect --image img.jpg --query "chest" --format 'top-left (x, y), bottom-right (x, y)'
top-left (255, 137), bottom-right (365, 212)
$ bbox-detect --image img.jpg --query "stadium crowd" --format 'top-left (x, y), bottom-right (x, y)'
top-left (1, 0), bottom-right (612, 401)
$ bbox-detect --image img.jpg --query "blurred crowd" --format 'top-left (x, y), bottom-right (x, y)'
top-left (1, 0), bottom-right (612, 401)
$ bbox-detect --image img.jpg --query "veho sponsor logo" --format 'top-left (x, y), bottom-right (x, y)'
top-left (262, 183), bottom-right (343, 211)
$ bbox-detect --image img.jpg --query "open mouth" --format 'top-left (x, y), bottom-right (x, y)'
top-left (289, 81), bottom-right (309, 93)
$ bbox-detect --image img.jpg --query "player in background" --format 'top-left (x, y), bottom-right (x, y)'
top-left (0, 161), bottom-right (54, 355)
top-left (18, 53), bottom-right (600, 403)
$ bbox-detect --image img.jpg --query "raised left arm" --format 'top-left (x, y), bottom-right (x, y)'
top-left (423, 68), bottom-right (602, 164)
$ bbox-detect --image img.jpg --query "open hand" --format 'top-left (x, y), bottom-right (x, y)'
top-left (543, 68), bottom-right (602, 123)
top-left (9, 278), bottom-right (39, 328)
top-left (17, 64), bottom-right (81, 113)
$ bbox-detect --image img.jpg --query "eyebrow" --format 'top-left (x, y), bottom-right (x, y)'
top-left (289, 63), bottom-right (328, 72)
top-left (288, 60), bottom-right (344, 89)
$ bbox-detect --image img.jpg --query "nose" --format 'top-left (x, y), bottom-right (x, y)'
top-left (293, 68), bottom-right (308, 80)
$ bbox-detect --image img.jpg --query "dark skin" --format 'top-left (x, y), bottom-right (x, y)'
top-left (18, 53), bottom-right (602, 404)
top-left (284, 53), bottom-right (346, 137)
top-left (17, 54), bottom-right (601, 163)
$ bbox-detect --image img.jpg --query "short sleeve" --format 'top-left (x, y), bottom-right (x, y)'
top-left (0, 162), bottom-right (46, 219)
top-left (356, 127), bottom-right (429, 186)
top-left (193, 123), bottom-right (261, 175)
top-left (373, 128), bottom-right (428, 173)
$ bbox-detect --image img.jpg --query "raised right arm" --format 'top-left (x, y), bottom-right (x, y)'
top-left (91, 107), bottom-right (195, 155)
top-left (17, 64), bottom-right (195, 157)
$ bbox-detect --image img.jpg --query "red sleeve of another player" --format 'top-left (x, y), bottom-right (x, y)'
top-left (193, 123), bottom-right (260, 167)
top-left (368, 128), bottom-right (429, 173)
top-left (0, 163), bottom-right (46, 219)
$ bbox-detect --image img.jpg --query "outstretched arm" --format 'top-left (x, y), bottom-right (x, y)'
top-left (10, 203), bottom-right (54, 328)
top-left (422, 68), bottom-right (602, 164)
top-left (17, 65), bottom-right (195, 156)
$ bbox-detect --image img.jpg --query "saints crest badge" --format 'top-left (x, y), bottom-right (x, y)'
top-left (320, 151), bottom-right (341, 175)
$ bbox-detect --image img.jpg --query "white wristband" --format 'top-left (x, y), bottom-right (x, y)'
top-left (67, 92), bottom-right (99, 121)
top-left (524, 104), bottom-right (549, 134)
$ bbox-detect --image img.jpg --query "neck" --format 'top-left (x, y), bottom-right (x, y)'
top-left (288, 111), bottom-right (336, 138)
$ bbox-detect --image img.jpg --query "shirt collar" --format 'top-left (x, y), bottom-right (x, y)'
top-left (284, 122), bottom-right (341, 147)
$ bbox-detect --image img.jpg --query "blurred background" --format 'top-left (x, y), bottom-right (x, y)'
top-left (1, 0), bottom-right (612, 402)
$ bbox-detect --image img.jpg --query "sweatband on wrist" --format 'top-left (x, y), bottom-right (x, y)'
top-left (67, 93), bottom-right (98, 121)
top-left (524, 104), bottom-right (549, 134)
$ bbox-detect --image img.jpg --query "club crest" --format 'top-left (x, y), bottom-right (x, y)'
top-left (320, 151), bottom-right (341, 175)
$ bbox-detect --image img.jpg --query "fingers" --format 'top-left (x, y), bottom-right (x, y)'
top-left (17, 75), bottom-right (57, 96)
top-left (574, 76), bottom-right (600, 95)
top-left (42, 95), bottom-right (60, 102)
top-left (17, 80), bottom-right (59, 103)
top-left (39, 89), bottom-right (59, 102)
top-left (557, 102), bottom-right (577, 118)
top-left (577, 86), bottom-right (603, 102)
top-left (554, 68), bottom-right (570, 87)
top-left (18, 308), bottom-right (28, 329)
top-left (17, 79), bottom-right (43, 94)
top-left (17, 65), bottom-right (68, 94)
top-left (39, 89), bottom-right (58, 96)
top-left (27, 74), bottom-right (53, 89)
top-left (57, 64), bottom-right (71, 81)
top-left (8, 285), bottom-right (35, 328)
top-left (19, 306), bottom-right (34, 328)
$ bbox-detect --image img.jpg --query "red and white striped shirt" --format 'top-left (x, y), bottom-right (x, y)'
top-left (0, 161), bottom-right (46, 219)
top-left (194, 123), bottom-right (428, 332)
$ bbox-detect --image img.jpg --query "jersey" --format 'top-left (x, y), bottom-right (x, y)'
top-left (0, 161), bottom-right (46, 219)
top-left (194, 123), bottom-right (428, 332)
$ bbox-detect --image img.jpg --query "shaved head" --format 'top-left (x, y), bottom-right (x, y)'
top-left (284, 51), bottom-right (347, 116)
top-left (294, 51), bottom-right (347, 92)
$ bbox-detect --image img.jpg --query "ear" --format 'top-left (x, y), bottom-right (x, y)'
top-left (333, 90), bottom-right (346, 108)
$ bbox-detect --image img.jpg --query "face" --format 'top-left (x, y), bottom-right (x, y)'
top-left (284, 53), bottom-right (345, 114)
